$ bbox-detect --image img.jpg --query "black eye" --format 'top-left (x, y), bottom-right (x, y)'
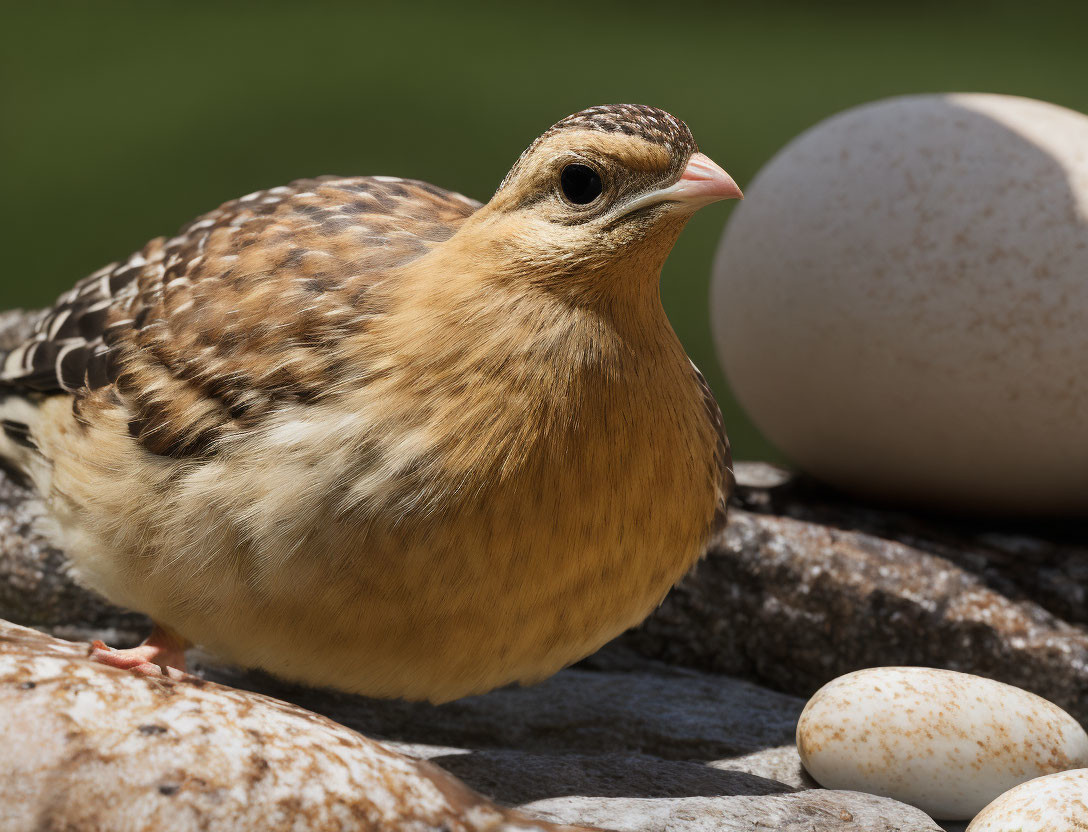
top-left (560, 164), bottom-right (603, 205)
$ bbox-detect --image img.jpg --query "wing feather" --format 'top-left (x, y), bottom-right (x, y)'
top-left (1, 176), bottom-right (481, 457)
top-left (690, 359), bottom-right (734, 537)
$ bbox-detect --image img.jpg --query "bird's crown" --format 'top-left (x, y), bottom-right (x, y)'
top-left (499, 104), bottom-right (698, 191)
top-left (541, 104), bottom-right (697, 154)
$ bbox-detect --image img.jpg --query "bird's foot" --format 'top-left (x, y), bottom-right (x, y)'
top-left (89, 624), bottom-right (193, 681)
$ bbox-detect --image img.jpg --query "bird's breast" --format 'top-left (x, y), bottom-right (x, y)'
top-left (94, 294), bottom-right (723, 700)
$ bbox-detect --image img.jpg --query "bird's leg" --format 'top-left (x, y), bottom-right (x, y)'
top-left (89, 623), bottom-right (192, 679)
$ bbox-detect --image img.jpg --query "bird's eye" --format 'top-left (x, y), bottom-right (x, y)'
top-left (560, 164), bottom-right (603, 205)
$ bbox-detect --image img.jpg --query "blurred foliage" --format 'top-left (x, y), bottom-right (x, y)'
top-left (3, 1), bottom-right (1086, 461)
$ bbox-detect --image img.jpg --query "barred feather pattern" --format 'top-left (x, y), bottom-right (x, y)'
top-left (1, 176), bottom-right (481, 457)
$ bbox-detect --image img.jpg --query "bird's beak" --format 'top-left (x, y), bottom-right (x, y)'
top-left (619, 152), bottom-right (743, 215)
top-left (674, 153), bottom-right (744, 204)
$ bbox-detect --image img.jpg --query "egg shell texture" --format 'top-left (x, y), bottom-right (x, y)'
top-left (795, 667), bottom-right (1088, 820)
top-left (966, 769), bottom-right (1088, 831)
top-left (712, 93), bottom-right (1088, 513)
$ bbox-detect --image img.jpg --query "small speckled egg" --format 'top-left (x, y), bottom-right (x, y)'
top-left (711, 93), bottom-right (1088, 513)
top-left (795, 667), bottom-right (1088, 820)
top-left (966, 769), bottom-right (1088, 831)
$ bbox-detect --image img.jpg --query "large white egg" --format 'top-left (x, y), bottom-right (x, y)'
top-left (795, 667), bottom-right (1088, 820)
top-left (712, 94), bottom-right (1088, 513)
top-left (967, 769), bottom-right (1088, 831)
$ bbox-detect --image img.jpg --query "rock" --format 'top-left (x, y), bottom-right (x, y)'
top-left (0, 620), bottom-right (582, 832)
top-left (0, 620), bottom-right (940, 832)
top-left (201, 647), bottom-right (803, 763)
top-left (527, 791), bottom-right (941, 832)
top-left (623, 463), bottom-right (1088, 726)
top-left (198, 645), bottom-right (820, 817)
top-left (710, 744), bottom-right (815, 790)
top-left (796, 667), bottom-right (1088, 820)
top-left (0, 448), bottom-right (1077, 832)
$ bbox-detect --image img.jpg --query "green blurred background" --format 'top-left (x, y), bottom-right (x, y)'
top-left (3, 1), bottom-right (1086, 462)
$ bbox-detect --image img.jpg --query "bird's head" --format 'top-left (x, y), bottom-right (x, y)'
top-left (465, 104), bottom-right (741, 300)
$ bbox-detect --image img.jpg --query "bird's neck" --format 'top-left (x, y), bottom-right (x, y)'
top-left (380, 231), bottom-right (697, 446)
top-left (424, 210), bottom-right (688, 350)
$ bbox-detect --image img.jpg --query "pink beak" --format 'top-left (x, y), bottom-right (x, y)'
top-left (619, 151), bottom-right (742, 215)
top-left (676, 152), bottom-right (744, 203)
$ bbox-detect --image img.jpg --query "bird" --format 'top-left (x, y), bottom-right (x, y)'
top-left (0, 104), bottom-right (740, 702)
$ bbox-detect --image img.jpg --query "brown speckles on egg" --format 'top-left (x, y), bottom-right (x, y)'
top-left (967, 769), bottom-right (1088, 831)
top-left (796, 667), bottom-right (1088, 820)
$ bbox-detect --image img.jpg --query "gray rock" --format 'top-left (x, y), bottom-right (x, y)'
top-left (198, 648), bottom-right (803, 762)
top-left (197, 647), bottom-right (808, 806)
top-left (709, 744), bottom-right (816, 790)
top-left (623, 463), bottom-right (1088, 725)
top-left (527, 792), bottom-right (942, 832)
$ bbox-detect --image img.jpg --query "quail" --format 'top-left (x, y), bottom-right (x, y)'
top-left (0, 104), bottom-right (741, 701)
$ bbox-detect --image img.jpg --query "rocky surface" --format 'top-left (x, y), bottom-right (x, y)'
top-left (2, 620), bottom-right (941, 832)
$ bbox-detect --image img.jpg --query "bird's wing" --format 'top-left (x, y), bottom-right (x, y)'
top-left (1, 176), bottom-right (481, 457)
top-left (690, 360), bottom-right (734, 537)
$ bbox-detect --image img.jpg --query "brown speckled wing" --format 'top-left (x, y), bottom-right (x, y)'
top-left (691, 360), bottom-right (733, 537)
top-left (1, 176), bottom-right (481, 457)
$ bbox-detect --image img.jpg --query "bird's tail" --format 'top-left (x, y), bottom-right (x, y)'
top-left (0, 309), bottom-right (48, 484)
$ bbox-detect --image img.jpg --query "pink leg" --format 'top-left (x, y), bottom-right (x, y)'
top-left (89, 624), bottom-right (192, 680)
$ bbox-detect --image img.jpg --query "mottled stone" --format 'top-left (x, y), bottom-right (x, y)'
top-left (527, 791), bottom-right (943, 832)
top-left (0, 620), bottom-right (582, 832)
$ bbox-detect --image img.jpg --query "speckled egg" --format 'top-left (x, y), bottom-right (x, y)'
top-left (795, 667), bottom-right (1088, 820)
top-left (967, 769), bottom-right (1088, 831)
top-left (711, 94), bottom-right (1088, 513)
